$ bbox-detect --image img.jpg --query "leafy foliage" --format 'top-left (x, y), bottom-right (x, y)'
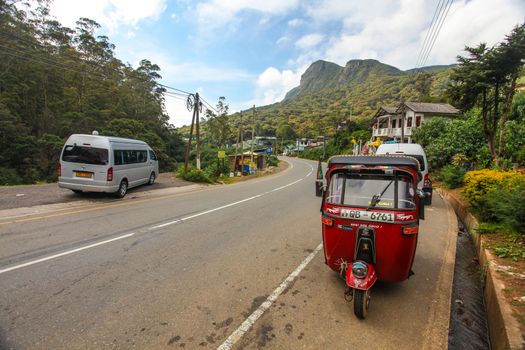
top-left (440, 165), bottom-right (466, 189)
top-left (0, 1), bottom-right (184, 184)
top-left (462, 169), bottom-right (523, 209)
top-left (447, 23), bottom-right (525, 163)
top-left (412, 112), bottom-right (486, 169)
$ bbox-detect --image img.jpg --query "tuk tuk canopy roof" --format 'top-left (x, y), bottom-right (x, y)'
top-left (327, 155), bottom-right (420, 170)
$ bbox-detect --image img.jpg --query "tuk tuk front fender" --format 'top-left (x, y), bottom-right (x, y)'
top-left (346, 262), bottom-right (377, 291)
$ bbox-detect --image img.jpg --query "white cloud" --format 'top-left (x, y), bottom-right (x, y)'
top-left (426, 0), bottom-right (525, 66)
top-left (296, 33), bottom-right (325, 50)
top-left (288, 18), bottom-right (304, 27)
top-left (164, 96), bottom-right (193, 127)
top-left (308, 0), bottom-right (524, 70)
top-left (253, 66), bottom-right (303, 105)
top-left (195, 0), bottom-right (300, 29)
top-left (49, 0), bottom-right (167, 33)
top-left (276, 36), bottom-right (290, 45)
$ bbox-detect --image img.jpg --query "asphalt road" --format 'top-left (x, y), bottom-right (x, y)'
top-left (0, 157), bottom-right (456, 349)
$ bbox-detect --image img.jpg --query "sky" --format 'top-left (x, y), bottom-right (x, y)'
top-left (46, 0), bottom-right (525, 127)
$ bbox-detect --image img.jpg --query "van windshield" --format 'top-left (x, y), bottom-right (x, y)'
top-left (326, 172), bottom-right (415, 210)
top-left (62, 145), bottom-right (109, 165)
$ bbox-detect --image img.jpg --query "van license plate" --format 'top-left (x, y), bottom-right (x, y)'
top-left (75, 171), bottom-right (93, 178)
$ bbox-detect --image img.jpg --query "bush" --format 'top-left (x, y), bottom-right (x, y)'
top-left (267, 155), bottom-right (279, 167)
top-left (176, 165), bottom-right (212, 183)
top-left (441, 165), bottom-right (466, 189)
top-left (203, 159), bottom-right (230, 180)
top-left (483, 176), bottom-right (525, 233)
top-left (0, 167), bottom-right (22, 186)
top-left (463, 169), bottom-right (523, 209)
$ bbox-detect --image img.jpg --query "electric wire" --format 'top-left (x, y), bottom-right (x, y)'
top-left (415, 0), bottom-right (453, 72)
top-left (414, 0), bottom-right (445, 70)
top-left (419, 0), bottom-right (453, 69)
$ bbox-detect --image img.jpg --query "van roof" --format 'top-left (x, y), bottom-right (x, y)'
top-left (376, 143), bottom-right (425, 154)
top-left (68, 134), bottom-right (148, 146)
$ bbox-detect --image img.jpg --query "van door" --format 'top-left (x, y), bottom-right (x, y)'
top-left (61, 145), bottom-right (109, 185)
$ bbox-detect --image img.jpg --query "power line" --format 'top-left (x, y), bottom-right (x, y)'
top-left (419, 0), bottom-right (453, 69)
top-left (414, 0), bottom-right (445, 70)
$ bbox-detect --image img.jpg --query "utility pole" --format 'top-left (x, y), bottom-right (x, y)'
top-left (400, 113), bottom-right (405, 143)
top-left (233, 112), bottom-right (243, 176)
top-left (250, 105), bottom-right (255, 164)
top-left (184, 95), bottom-right (198, 172)
top-left (322, 135), bottom-right (326, 159)
top-left (195, 93), bottom-right (201, 170)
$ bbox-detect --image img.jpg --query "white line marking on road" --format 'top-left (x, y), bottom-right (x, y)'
top-left (217, 242), bottom-right (323, 350)
top-left (0, 159), bottom-right (315, 275)
top-left (149, 194), bottom-right (264, 230)
top-left (0, 233), bottom-right (136, 275)
top-left (150, 161), bottom-right (314, 230)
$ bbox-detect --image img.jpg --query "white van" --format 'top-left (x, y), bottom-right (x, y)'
top-left (376, 143), bottom-right (433, 205)
top-left (58, 133), bottom-right (159, 198)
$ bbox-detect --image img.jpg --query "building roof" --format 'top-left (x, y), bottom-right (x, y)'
top-left (399, 102), bottom-right (459, 115)
top-left (374, 106), bottom-right (398, 118)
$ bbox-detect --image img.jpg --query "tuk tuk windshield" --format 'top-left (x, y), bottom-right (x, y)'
top-left (326, 172), bottom-right (415, 210)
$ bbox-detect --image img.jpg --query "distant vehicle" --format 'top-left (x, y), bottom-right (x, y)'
top-left (376, 143), bottom-right (432, 205)
top-left (58, 132), bottom-right (159, 198)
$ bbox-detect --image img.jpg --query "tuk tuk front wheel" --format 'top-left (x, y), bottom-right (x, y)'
top-left (354, 289), bottom-right (371, 319)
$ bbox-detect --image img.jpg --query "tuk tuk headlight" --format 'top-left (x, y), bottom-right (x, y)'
top-left (352, 261), bottom-right (368, 279)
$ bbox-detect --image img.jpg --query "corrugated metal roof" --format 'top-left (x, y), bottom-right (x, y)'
top-left (401, 102), bottom-right (459, 115)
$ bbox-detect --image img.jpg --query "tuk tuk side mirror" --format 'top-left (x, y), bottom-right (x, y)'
top-left (417, 189), bottom-right (425, 220)
top-left (315, 180), bottom-right (324, 197)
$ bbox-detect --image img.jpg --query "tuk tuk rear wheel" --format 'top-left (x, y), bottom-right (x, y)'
top-left (354, 289), bottom-right (370, 319)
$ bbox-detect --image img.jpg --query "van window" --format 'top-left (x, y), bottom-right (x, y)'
top-left (114, 150), bottom-right (148, 165)
top-left (149, 150), bottom-right (158, 161)
top-left (62, 145), bottom-right (108, 165)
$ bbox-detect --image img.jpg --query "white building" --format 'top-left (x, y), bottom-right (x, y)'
top-left (372, 102), bottom-right (460, 143)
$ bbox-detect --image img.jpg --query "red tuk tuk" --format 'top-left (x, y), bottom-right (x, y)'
top-left (315, 155), bottom-right (426, 319)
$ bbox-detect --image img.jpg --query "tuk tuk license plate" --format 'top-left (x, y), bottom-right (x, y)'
top-left (340, 209), bottom-right (394, 223)
top-left (75, 171), bottom-right (93, 178)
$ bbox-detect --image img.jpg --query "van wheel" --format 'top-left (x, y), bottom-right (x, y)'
top-left (148, 172), bottom-right (155, 185)
top-left (116, 180), bottom-right (127, 198)
top-left (71, 190), bottom-right (82, 194)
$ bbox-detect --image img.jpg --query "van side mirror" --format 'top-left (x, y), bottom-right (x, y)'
top-left (315, 180), bottom-right (324, 197)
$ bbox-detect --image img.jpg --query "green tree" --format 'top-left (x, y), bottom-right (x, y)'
top-left (447, 23), bottom-right (525, 164)
top-left (276, 124), bottom-right (296, 141)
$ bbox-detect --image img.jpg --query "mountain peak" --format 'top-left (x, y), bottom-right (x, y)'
top-left (285, 58), bottom-right (404, 100)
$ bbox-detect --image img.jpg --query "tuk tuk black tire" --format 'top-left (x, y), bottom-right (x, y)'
top-left (116, 180), bottom-right (128, 198)
top-left (354, 289), bottom-right (370, 319)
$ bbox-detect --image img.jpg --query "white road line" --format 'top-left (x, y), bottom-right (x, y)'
top-left (0, 159), bottom-right (315, 275)
top-left (150, 161), bottom-right (314, 230)
top-left (0, 233), bottom-right (135, 275)
top-left (217, 242), bottom-right (323, 350)
top-left (149, 194), bottom-right (264, 230)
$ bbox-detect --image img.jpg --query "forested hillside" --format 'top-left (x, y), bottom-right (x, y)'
top-left (230, 60), bottom-right (454, 138)
top-left (0, 1), bottom-right (184, 185)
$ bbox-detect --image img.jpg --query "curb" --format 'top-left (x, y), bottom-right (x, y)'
top-left (437, 188), bottom-right (524, 350)
top-left (422, 188), bottom-right (458, 350)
